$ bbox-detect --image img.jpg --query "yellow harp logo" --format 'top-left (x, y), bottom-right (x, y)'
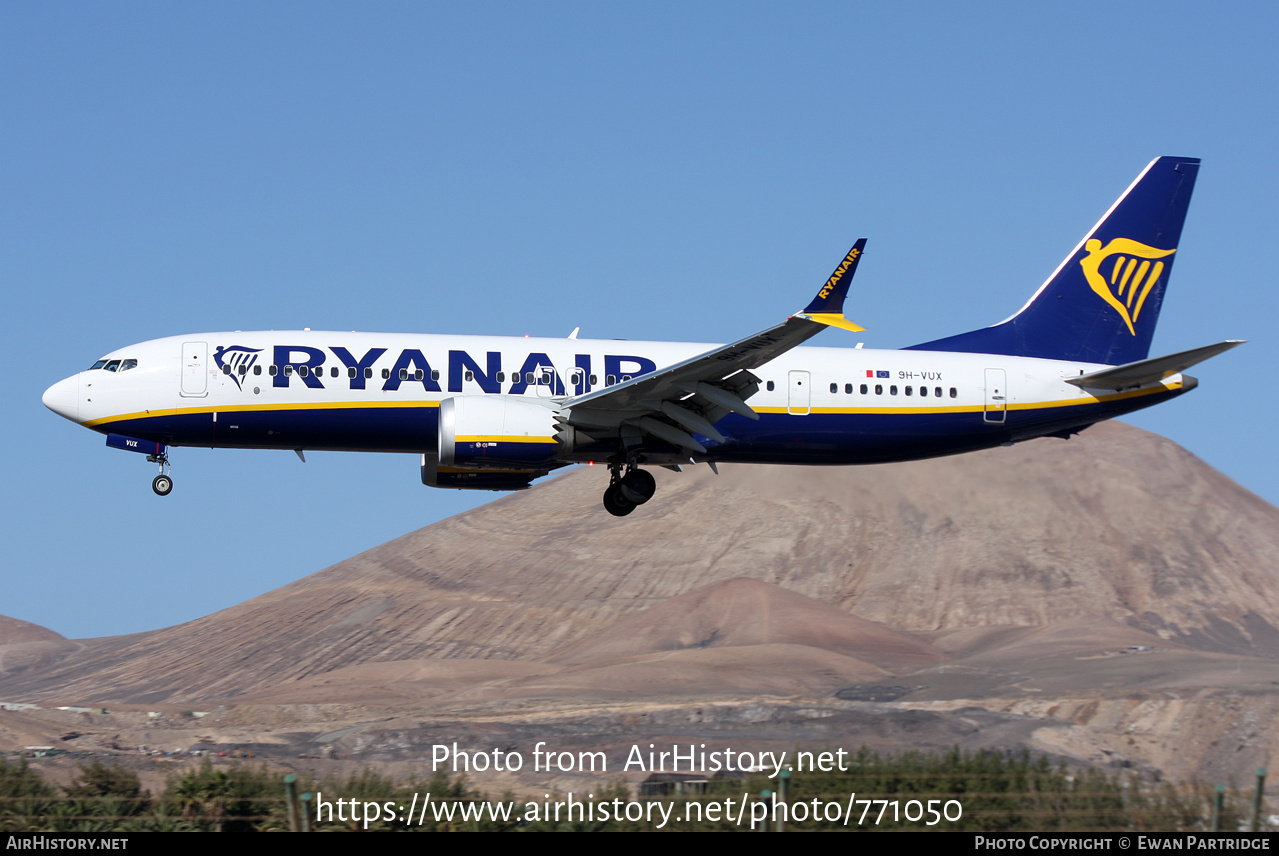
top-left (1079, 238), bottom-right (1176, 335)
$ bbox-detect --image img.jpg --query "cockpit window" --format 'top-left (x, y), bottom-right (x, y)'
top-left (89, 358), bottom-right (137, 371)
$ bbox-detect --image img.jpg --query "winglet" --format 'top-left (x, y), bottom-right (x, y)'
top-left (799, 238), bottom-right (867, 332)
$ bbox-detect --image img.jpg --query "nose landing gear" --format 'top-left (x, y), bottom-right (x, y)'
top-left (603, 462), bottom-right (657, 516)
top-left (148, 451), bottom-right (173, 496)
top-left (104, 434), bottom-right (175, 496)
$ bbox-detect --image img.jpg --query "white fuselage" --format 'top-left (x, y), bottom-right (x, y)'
top-left (43, 330), bottom-right (1189, 465)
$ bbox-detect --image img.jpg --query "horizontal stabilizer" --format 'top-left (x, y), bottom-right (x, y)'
top-left (1065, 340), bottom-right (1244, 390)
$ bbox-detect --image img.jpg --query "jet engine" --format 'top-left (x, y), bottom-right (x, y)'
top-left (438, 395), bottom-right (572, 470)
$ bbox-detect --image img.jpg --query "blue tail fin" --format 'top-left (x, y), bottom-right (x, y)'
top-left (907, 157), bottom-right (1200, 365)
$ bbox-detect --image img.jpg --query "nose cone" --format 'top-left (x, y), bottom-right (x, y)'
top-left (43, 375), bottom-right (80, 423)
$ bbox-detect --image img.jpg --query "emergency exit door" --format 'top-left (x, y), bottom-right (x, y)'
top-left (788, 371), bottom-right (811, 415)
top-left (983, 368), bottom-right (1007, 423)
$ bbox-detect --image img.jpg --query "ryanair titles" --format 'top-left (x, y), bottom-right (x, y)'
top-left (218, 344), bottom-right (658, 397)
top-left (817, 245), bottom-right (861, 301)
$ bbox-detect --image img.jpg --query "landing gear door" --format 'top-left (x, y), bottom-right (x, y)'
top-left (181, 342), bottom-right (208, 397)
top-left (788, 370), bottom-right (811, 415)
top-left (984, 368), bottom-right (1007, 423)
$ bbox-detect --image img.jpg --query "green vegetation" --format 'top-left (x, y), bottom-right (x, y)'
top-left (733, 747), bottom-right (1138, 831)
top-left (0, 749), bottom-right (1259, 831)
top-left (0, 756), bottom-right (58, 832)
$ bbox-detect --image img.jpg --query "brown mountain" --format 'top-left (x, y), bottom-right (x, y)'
top-left (549, 576), bottom-right (939, 669)
top-left (0, 617), bottom-right (76, 680)
top-left (3, 420), bottom-right (1277, 709)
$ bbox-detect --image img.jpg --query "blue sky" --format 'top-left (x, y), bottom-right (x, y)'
top-left (4, 2), bottom-right (1275, 639)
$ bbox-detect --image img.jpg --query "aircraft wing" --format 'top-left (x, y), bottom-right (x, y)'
top-left (561, 240), bottom-right (867, 455)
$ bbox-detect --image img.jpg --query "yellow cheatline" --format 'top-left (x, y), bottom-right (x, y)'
top-left (83, 399), bottom-right (442, 428)
top-left (454, 435), bottom-right (559, 444)
top-left (1007, 383), bottom-right (1179, 410)
top-left (86, 380), bottom-right (1180, 429)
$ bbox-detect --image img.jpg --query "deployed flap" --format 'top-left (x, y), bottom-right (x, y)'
top-left (1066, 340), bottom-right (1244, 390)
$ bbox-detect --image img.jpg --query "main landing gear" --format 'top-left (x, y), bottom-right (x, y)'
top-left (602, 462), bottom-right (656, 517)
top-left (148, 451), bottom-right (173, 496)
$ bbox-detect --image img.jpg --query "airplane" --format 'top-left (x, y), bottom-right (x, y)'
top-left (43, 156), bottom-right (1242, 516)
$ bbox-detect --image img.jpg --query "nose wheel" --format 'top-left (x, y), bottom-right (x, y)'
top-left (147, 452), bottom-right (173, 496)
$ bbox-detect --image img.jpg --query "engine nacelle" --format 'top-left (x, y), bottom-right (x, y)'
top-left (420, 453), bottom-right (545, 491)
top-left (438, 395), bottom-right (567, 470)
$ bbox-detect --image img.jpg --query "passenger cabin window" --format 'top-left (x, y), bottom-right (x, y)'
top-left (414, 369), bottom-right (424, 381)
top-left (238, 365), bottom-right (248, 375)
top-left (589, 374), bottom-right (598, 385)
top-left (890, 385), bottom-right (898, 395)
top-left (905, 386), bottom-right (913, 396)
top-left (269, 365), bottom-right (278, 376)
top-left (766, 380), bottom-right (775, 392)
top-left (497, 372), bottom-right (506, 383)
top-left (298, 366), bottom-right (309, 378)
top-left (920, 386), bottom-right (928, 397)
top-left (845, 383), bottom-right (852, 394)
top-left (860, 384), bottom-right (868, 394)
top-left (364, 367), bottom-right (372, 379)
top-left (399, 369), bottom-right (408, 380)
top-left (875, 384), bottom-right (882, 395)
top-left (830, 383), bottom-right (838, 393)
top-left (331, 366), bottom-right (339, 378)
top-left (222, 364), bottom-right (232, 375)
top-left (348, 367), bottom-right (357, 378)
top-left (606, 375), bottom-right (616, 386)
top-left (284, 366), bottom-right (293, 377)
top-left (382, 368), bottom-right (390, 379)
top-left (949, 387), bottom-right (957, 398)
top-left (254, 365), bottom-right (262, 376)
top-left (431, 370), bottom-right (440, 381)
